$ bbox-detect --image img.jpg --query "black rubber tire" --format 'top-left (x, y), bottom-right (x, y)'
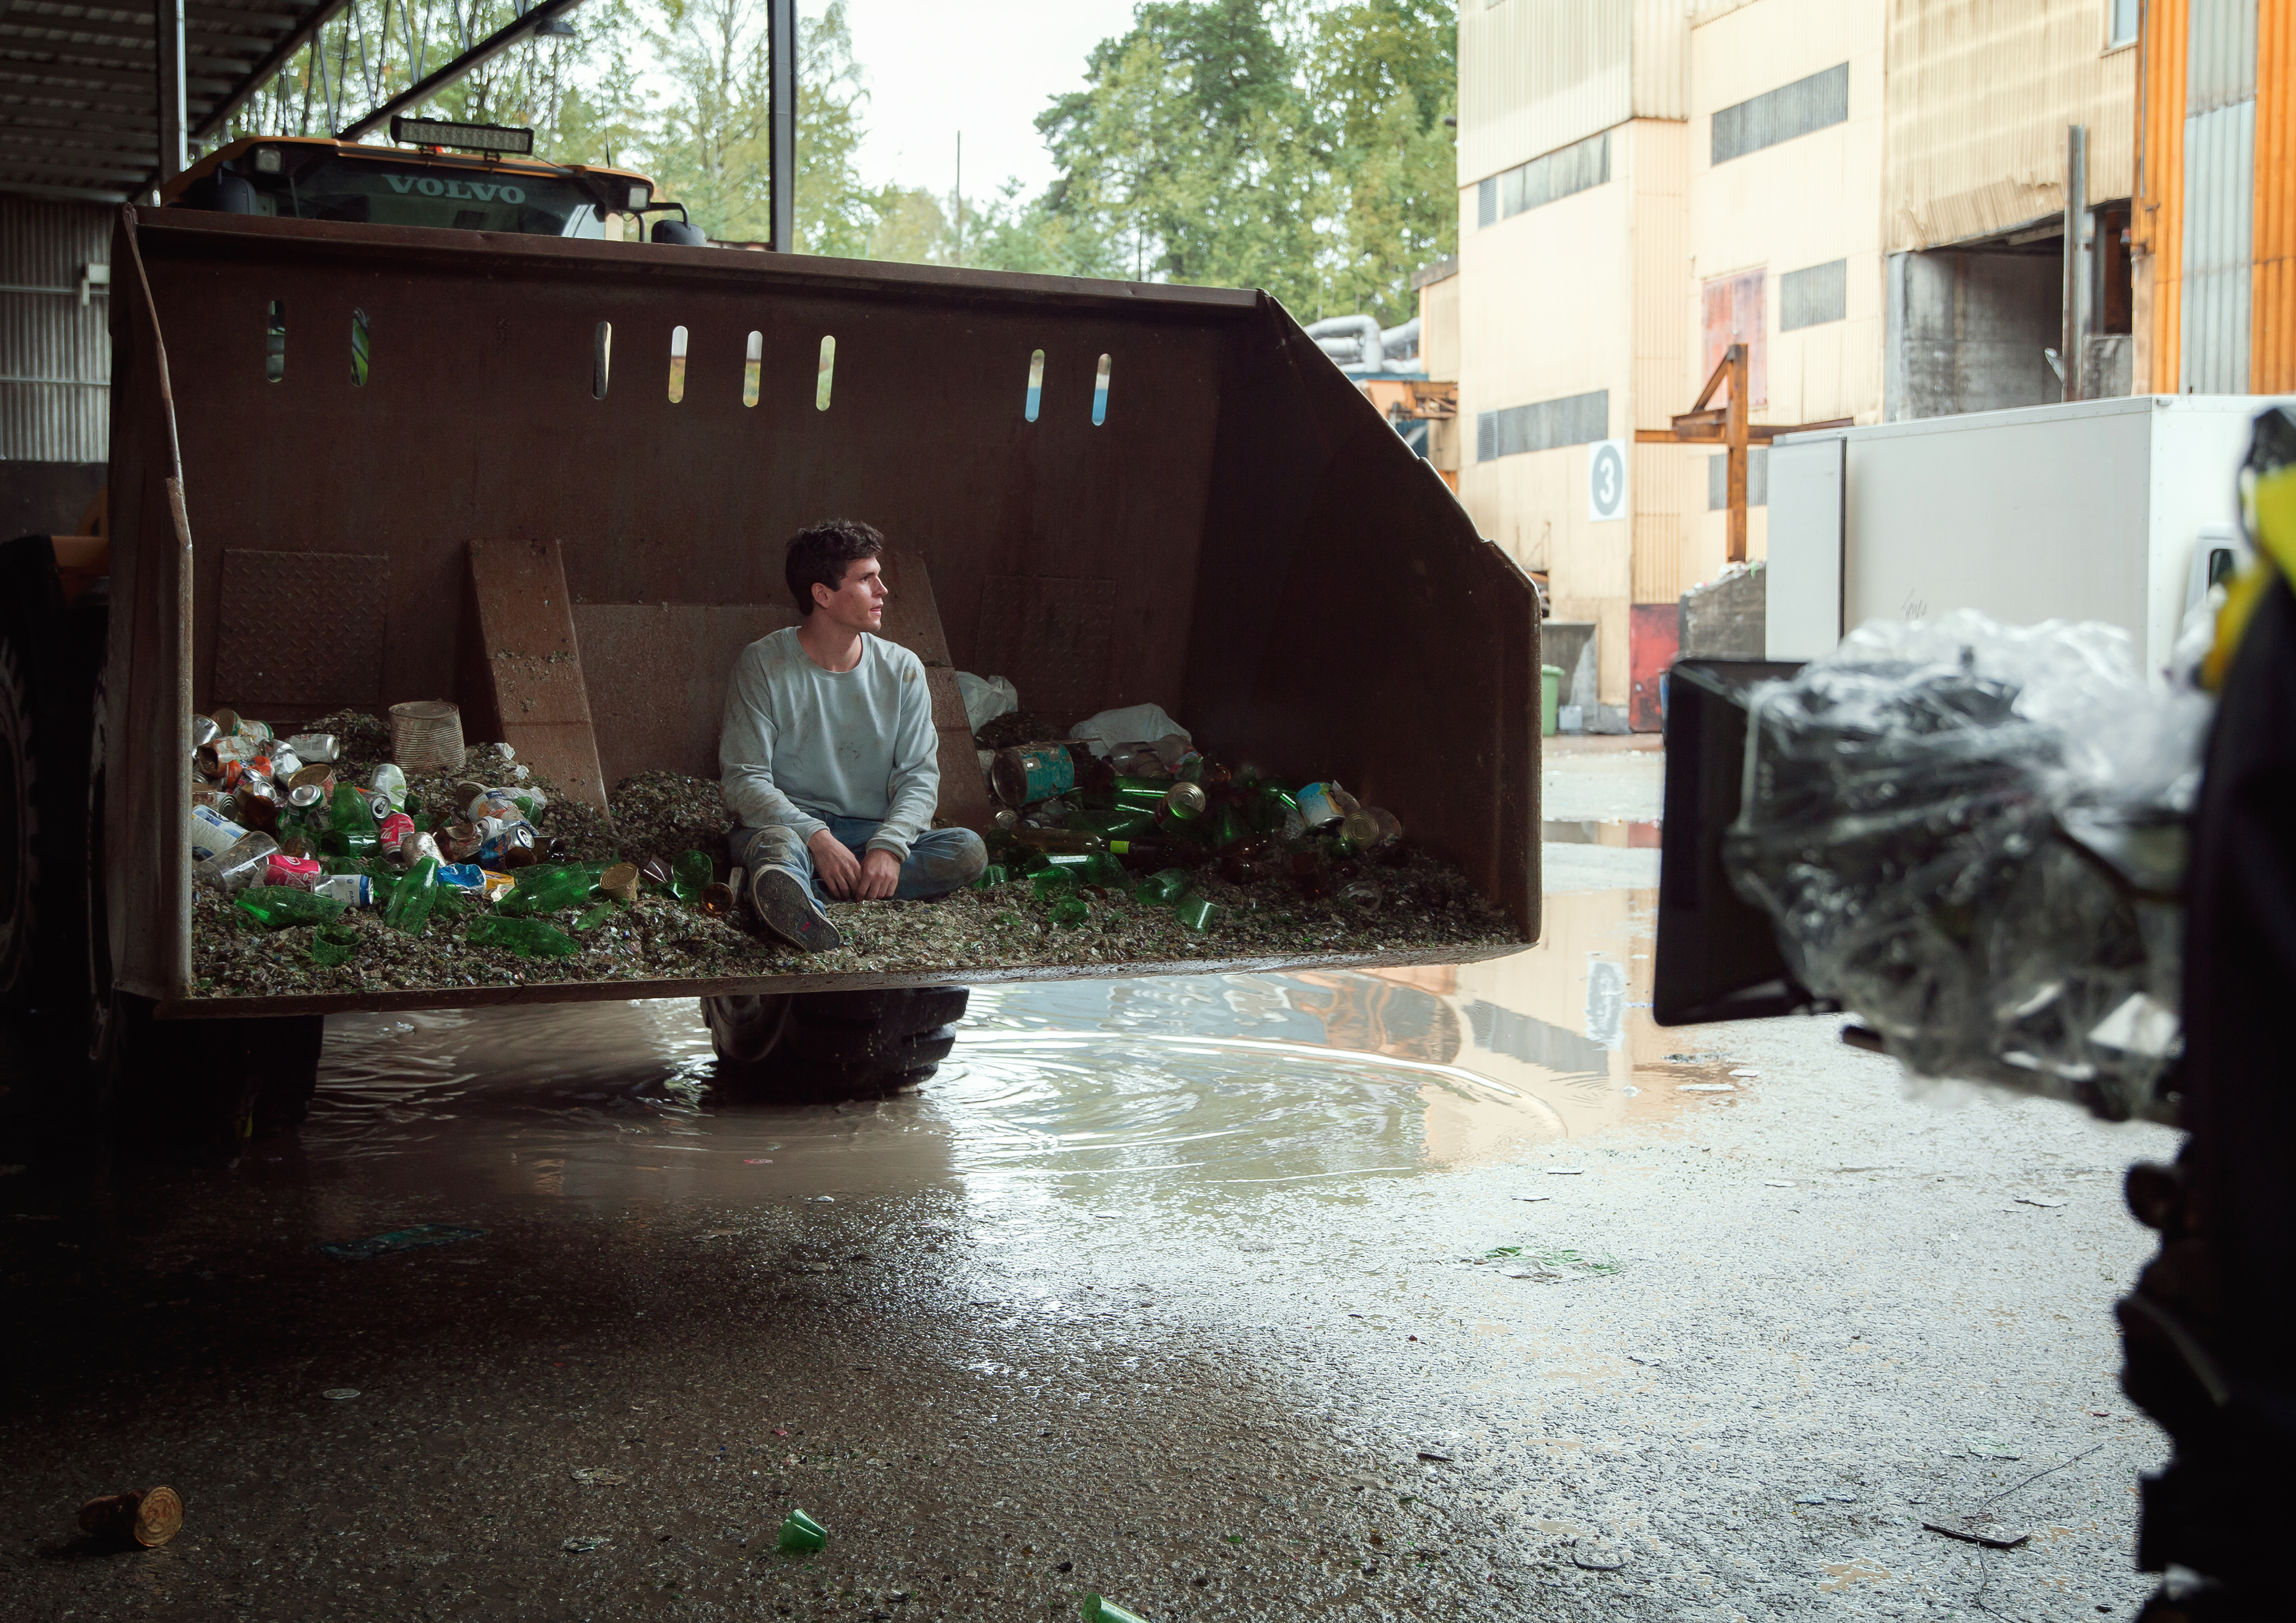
top-left (701, 985), bottom-right (968, 1100)
top-left (0, 615), bottom-right (35, 1012)
top-left (80, 639), bottom-right (321, 1153)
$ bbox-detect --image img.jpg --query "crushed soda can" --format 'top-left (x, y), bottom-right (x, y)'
top-left (314, 873), bottom-right (376, 906)
top-left (78, 1485), bottom-right (183, 1550)
top-left (269, 745), bottom-right (303, 781)
top-left (190, 714), bottom-right (221, 750)
top-left (208, 706), bottom-right (242, 736)
top-left (369, 763), bottom-right (408, 809)
top-left (189, 802), bottom-right (250, 861)
top-left (437, 863), bottom-right (486, 891)
top-left (440, 821), bottom-right (483, 861)
top-left (189, 788), bottom-right (228, 812)
top-left (479, 821), bottom-right (539, 868)
top-left (399, 830), bottom-right (443, 868)
top-left (264, 852), bottom-right (324, 890)
top-left (287, 781), bottom-right (325, 813)
top-left (234, 781), bottom-right (281, 833)
top-left (284, 732), bottom-right (339, 763)
top-left (1161, 781), bottom-right (1208, 822)
top-left (376, 810), bottom-right (416, 851)
top-left (1294, 781), bottom-right (1357, 829)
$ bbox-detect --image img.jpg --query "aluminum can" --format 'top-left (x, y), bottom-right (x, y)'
top-left (283, 732), bottom-right (339, 763)
top-left (287, 781), bottom-right (325, 812)
top-left (369, 763), bottom-right (408, 809)
top-left (189, 802), bottom-right (249, 861)
top-left (194, 830), bottom-right (277, 893)
top-left (264, 853), bottom-right (324, 890)
top-left (190, 714), bottom-right (221, 750)
top-left (990, 745), bottom-right (1076, 808)
top-left (314, 873), bottom-right (374, 906)
top-left (399, 830), bottom-right (443, 868)
top-left (376, 810), bottom-right (416, 850)
top-left (1294, 781), bottom-right (1357, 829)
top-left (437, 863), bottom-right (486, 891)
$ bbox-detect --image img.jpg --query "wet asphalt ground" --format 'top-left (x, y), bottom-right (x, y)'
top-left (0, 742), bottom-right (2179, 1621)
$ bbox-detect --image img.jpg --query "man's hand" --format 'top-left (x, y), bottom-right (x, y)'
top-left (808, 827), bottom-right (863, 899)
top-left (855, 847), bottom-right (902, 900)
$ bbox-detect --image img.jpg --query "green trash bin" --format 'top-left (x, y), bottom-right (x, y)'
top-left (1541, 665), bottom-right (1563, 737)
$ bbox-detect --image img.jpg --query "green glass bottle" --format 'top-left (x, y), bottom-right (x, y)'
top-left (672, 849), bottom-right (715, 902)
top-left (467, 916), bottom-right (582, 957)
top-left (233, 886), bottom-right (350, 929)
top-left (1131, 867), bottom-right (1191, 907)
top-left (1174, 891), bottom-right (1220, 933)
top-left (499, 863), bottom-right (600, 917)
top-left (973, 863), bottom-right (1013, 889)
top-left (1050, 894), bottom-right (1090, 927)
top-left (1032, 866), bottom-right (1079, 901)
top-left (308, 922), bottom-right (359, 967)
top-left (327, 783), bottom-right (378, 861)
top-left (776, 1508), bottom-right (827, 1554)
top-left (1082, 1596), bottom-right (1149, 1623)
top-left (384, 856), bottom-right (439, 936)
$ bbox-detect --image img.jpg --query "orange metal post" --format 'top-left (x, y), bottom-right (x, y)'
top-left (2138, 0), bottom-right (2190, 393)
top-left (2254, 0), bottom-right (2294, 391)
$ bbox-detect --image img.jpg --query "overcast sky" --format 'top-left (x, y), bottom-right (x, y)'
top-left (825, 1), bottom-right (1148, 203)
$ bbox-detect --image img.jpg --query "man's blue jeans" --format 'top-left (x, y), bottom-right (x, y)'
top-left (730, 817), bottom-right (987, 902)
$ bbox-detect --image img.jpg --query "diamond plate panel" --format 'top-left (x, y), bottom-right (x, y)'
top-left (210, 549), bottom-right (389, 711)
top-left (969, 575), bottom-right (1117, 720)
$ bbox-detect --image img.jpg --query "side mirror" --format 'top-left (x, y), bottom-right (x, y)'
top-left (215, 172), bottom-right (260, 214)
top-left (650, 218), bottom-right (708, 247)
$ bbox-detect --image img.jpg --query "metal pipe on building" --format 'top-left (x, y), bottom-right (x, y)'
top-left (769, 0), bottom-right (795, 251)
top-left (2075, 122), bottom-right (2094, 404)
top-left (153, 0), bottom-right (188, 188)
top-left (1306, 314), bottom-right (1385, 369)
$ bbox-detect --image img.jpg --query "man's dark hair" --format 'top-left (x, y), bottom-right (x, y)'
top-left (784, 519), bottom-right (885, 616)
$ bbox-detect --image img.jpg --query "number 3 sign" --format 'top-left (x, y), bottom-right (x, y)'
top-left (1587, 438), bottom-right (1628, 522)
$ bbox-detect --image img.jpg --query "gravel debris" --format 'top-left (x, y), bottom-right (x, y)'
top-left (189, 713), bottom-right (1522, 999)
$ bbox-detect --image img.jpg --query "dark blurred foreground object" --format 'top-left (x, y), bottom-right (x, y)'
top-left (2120, 407), bottom-right (2296, 1622)
top-left (77, 1486), bottom-right (182, 1548)
top-left (1659, 610), bottom-right (2200, 1124)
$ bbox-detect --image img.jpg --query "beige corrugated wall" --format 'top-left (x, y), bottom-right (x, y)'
top-left (1459, 0), bottom-right (1690, 183)
top-left (1630, 119), bottom-right (1696, 603)
top-left (1883, 0), bottom-right (2139, 252)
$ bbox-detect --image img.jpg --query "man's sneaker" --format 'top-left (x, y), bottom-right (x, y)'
top-left (748, 866), bottom-right (843, 954)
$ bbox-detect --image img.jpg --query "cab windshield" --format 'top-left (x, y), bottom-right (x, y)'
top-left (240, 156), bottom-right (607, 237)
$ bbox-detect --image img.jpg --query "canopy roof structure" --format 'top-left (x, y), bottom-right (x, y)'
top-left (2, 0), bottom-right (346, 202)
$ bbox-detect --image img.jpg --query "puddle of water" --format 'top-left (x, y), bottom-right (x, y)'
top-left (295, 885), bottom-right (1743, 1209)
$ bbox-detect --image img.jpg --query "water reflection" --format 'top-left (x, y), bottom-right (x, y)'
top-left (300, 884), bottom-right (1734, 1207)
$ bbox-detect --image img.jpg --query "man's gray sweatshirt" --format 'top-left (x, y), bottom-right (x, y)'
top-left (719, 627), bottom-right (940, 859)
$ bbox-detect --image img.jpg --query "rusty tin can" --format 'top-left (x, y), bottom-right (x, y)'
top-left (990, 744), bottom-right (1076, 808)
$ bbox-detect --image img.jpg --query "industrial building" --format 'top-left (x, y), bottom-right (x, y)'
top-left (1452, 0), bottom-right (2283, 727)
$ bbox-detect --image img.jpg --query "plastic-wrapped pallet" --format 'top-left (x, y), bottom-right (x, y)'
top-left (1723, 609), bottom-right (2212, 1122)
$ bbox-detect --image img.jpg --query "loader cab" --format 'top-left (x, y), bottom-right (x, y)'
top-left (160, 117), bottom-right (698, 244)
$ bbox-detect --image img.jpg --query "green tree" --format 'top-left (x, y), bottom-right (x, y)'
top-left (1026, 0), bottom-right (1455, 325)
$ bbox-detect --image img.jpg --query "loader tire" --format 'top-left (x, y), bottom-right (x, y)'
top-left (701, 985), bottom-right (967, 1101)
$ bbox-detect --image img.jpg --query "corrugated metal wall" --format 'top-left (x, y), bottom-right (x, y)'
top-left (1458, 0), bottom-right (1636, 183)
top-left (1882, 0), bottom-right (2139, 253)
top-left (2140, 0), bottom-right (2190, 389)
top-left (1632, 0), bottom-right (1693, 120)
top-left (2181, 0), bottom-right (2257, 391)
top-left (1, 197), bottom-right (114, 462)
top-left (2252, 0), bottom-right (2295, 389)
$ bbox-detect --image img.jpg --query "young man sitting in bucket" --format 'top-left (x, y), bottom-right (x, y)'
top-left (720, 520), bottom-right (988, 952)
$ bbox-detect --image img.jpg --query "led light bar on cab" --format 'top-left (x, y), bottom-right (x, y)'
top-left (388, 116), bottom-right (535, 156)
